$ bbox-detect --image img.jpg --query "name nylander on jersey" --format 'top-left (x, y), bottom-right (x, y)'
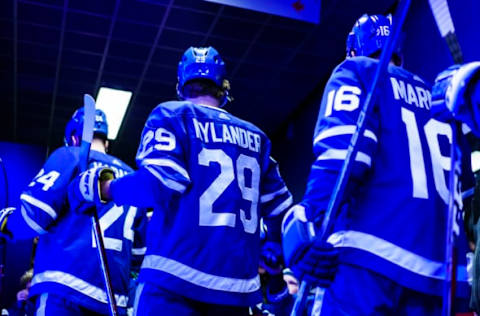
top-left (110, 101), bottom-right (292, 306)
top-left (7, 147), bottom-right (147, 315)
top-left (300, 56), bottom-right (473, 297)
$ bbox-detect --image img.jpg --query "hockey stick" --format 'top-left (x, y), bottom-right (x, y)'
top-left (290, 1), bottom-right (411, 315)
top-left (429, 0), bottom-right (463, 65)
top-left (428, 1), bottom-right (464, 315)
top-left (82, 94), bottom-right (119, 316)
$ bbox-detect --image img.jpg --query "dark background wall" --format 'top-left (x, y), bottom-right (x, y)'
top-left (0, 142), bottom-right (45, 310)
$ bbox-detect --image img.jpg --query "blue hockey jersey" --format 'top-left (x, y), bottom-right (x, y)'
top-left (110, 101), bottom-right (292, 306)
top-left (299, 56), bottom-right (473, 297)
top-left (7, 147), bottom-right (147, 315)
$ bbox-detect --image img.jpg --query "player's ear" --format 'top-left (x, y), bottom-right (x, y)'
top-left (105, 140), bottom-right (109, 152)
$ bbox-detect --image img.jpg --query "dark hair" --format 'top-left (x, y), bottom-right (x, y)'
top-left (94, 132), bottom-right (108, 143)
top-left (369, 51), bottom-right (403, 67)
top-left (182, 79), bottom-right (225, 102)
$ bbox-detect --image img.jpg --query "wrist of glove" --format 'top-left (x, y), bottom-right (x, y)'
top-left (260, 241), bottom-right (284, 275)
top-left (290, 239), bottom-right (339, 288)
top-left (282, 204), bottom-right (339, 287)
top-left (0, 207), bottom-right (15, 239)
top-left (68, 166), bottom-right (115, 214)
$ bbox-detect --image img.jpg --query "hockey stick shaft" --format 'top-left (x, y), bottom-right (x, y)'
top-left (428, 0), bottom-right (463, 64)
top-left (428, 1), bottom-right (464, 315)
top-left (290, 1), bottom-right (411, 315)
top-left (442, 122), bottom-right (462, 316)
top-left (92, 215), bottom-right (118, 316)
top-left (82, 94), bottom-right (118, 316)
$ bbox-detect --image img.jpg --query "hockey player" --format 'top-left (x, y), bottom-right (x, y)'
top-left (0, 108), bottom-right (147, 316)
top-left (282, 14), bottom-right (473, 315)
top-left (69, 46), bottom-right (305, 315)
top-left (432, 62), bottom-right (480, 312)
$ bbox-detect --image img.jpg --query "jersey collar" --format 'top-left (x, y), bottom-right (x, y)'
top-left (195, 103), bottom-right (228, 113)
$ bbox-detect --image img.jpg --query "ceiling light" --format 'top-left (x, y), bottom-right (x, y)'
top-left (95, 87), bottom-right (132, 140)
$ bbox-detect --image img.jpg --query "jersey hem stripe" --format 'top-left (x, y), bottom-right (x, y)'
top-left (141, 255), bottom-right (260, 293)
top-left (32, 270), bottom-right (128, 307)
top-left (327, 230), bottom-right (467, 281)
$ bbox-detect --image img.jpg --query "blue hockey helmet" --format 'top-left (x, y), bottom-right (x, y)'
top-left (177, 46), bottom-right (230, 106)
top-left (346, 14), bottom-right (392, 58)
top-left (64, 107), bottom-right (109, 146)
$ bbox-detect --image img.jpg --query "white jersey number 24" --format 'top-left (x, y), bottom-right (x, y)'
top-left (92, 205), bottom-right (138, 252)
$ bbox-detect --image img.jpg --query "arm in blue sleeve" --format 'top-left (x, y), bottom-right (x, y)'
top-left (301, 59), bottom-right (379, 221)
top-left (110, 168), bottom-right (173, 208)
top-left (259, 137), bottom-right (293, 242)
top-left (6, 147), bottom-right (79, 240)
top-left (110, 103), bottom-right (191, 208)
top-left (131, 207), bottom-right (148, 272)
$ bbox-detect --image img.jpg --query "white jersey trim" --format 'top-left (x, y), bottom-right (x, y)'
top-left (133, 282), bottom-right (145, 316)
top-left (132, 247), bottom-right (147, 256)
top-left (141, 158), bottom-right (190, 181)
top-left (196, 103), bottom-right (228, 113)
top-left (327, 230), bottom-right (467, 281)
top-left (314, 125), bottom-right (378, 145)
top-left (32, 270), bottom-right (128, 307)
top-left (145, 165), bottom-right (186, 193)
top-left (21, 194), bottom-right (57, 219)
top-left (21, 205), bottom-right (47, 235)
top-left (316, 149), bottom-right (371, 166)
top-left (260, 187), bottom-right (289, 203)
top-left (281, 205), bottom-right (309, 236)
top-left (142, 255), bottom-right (260, 293)
top-left (268, 196), bottom-right (293, 217)
top-left (36, 293), bottom-right (48, 316)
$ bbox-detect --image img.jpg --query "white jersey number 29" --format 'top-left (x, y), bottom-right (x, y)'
top-left (402, 107), bottom-right (452, 203)
top-left (198, 148), bottom-right (259, 234)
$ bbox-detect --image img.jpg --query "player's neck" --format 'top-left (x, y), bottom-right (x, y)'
top-left (186, 95), bottom-right (220, 108)
top-left (90, 138), bottom-right (107, 154)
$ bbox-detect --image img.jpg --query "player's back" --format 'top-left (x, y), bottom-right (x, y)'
top-left (27, 146), bottom-right (145, 315)
top-left (138, 101), bottom-right (291, 306)
top-left (317, 57), bottom-right (469, 297)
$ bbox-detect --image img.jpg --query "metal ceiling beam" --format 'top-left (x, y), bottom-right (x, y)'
top-left (112, 0), bottom-right (175, 153)
top-left (46, 0), bottom-right (69, 155)
top-left (94, 0), bottom-right (121, 94)
top-left (230, 15), bottom-right (271, 80)
top-left (201, 5), bottom-right (224, 45)
top-left (13, 0), bottom-right (18, 141)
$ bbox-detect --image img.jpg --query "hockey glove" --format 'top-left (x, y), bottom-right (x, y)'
top-left (260, 241), bottom-right (284, 275)
top-left (68, 166), bottom-right (115, 214)
top-left (432, 62), bottom-right (480, 136)
top-left (0, 207), bottom-right (14, 239)
top-left (282, 204), bottom-right (339, 287)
